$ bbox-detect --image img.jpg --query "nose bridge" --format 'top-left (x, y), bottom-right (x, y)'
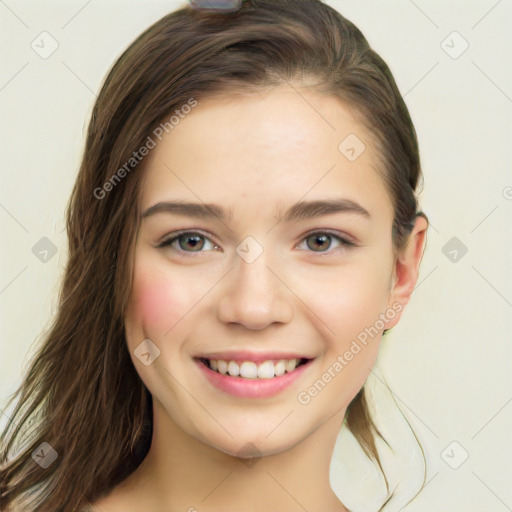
top-left (236, 248), bottom-right (273, 297)
top-left (216, 238), bottom-right (293, 329)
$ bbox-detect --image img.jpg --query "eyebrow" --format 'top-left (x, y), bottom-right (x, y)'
top-left (140, 198), bottom-right (370, 223)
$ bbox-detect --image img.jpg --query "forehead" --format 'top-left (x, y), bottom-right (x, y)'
top-left (139, 86), bottom-right (393, 221)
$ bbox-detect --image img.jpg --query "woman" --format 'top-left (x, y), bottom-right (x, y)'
top-left (0, 1), bottom-right (428, 510)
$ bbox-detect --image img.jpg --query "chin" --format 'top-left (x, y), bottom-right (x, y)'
top-left (208, 434), bottom-right (301, 460)
top-left (189, 414), bottom-right (312, 460)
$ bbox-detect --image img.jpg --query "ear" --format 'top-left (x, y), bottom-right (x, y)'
top-left (385, 213), bottom-right (428, 330)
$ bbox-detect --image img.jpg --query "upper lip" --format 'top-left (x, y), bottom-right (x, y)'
top-left (195, 351), bottom-right (314, 363)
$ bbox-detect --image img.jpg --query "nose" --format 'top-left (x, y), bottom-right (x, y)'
top-left (216, 250), bottom-right (294, 330)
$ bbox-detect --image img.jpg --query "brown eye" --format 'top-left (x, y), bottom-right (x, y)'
top-left (177, 234), bottom-right (205, 252)
top-left (306, 234), bottom-right (333, 252)
top-left (298, 231), bottom-right (355, 254)
top-left (158, 232), bottom-right (218, 254)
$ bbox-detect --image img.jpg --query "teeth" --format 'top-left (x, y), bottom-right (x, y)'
top-left (227, 361), bottom-right (240, 376)
top-left (217, 360), bottom-right (228, 375)
top-left (240, 361), bottom-right (258, 379)
top-left (285, 359), bottom-right (297, 373)
top-left (274, 360), bottom-right (286, 376)
top-left (257, 360), bottom-right (275, 379)
top-left (206, 358), bottom-right (304, 379)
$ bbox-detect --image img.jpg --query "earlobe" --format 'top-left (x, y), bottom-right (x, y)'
top-left (385, 214), bottom-right (429, 329)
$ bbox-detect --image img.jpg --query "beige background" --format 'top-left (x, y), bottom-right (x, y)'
top-left (1, 1), bottom-right (511, 510)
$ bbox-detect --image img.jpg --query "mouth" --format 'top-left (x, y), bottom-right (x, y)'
top-left (194, 354), bottom-right (315, 398)
top-left (198, 357), bottom-right (311, 379)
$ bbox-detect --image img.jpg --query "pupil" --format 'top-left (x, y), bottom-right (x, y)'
top-left (308, 234), bottom-right (330, 252)
top-left (181, 235), bottom-right (204, 251)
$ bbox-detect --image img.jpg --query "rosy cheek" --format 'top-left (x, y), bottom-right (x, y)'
top-left (130, 269), bottom-right (180, 337)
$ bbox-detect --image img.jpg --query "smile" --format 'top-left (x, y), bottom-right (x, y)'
top-left (200, 358), bottom-right (309, 379)
top-left (195, 354), bottom-right (314, 398)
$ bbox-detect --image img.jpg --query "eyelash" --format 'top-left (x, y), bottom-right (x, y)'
top-left (156, 229), bottom-right (357, 256)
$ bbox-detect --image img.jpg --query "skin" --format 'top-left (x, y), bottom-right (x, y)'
top-left (92, 84), bottom-right (427, 512)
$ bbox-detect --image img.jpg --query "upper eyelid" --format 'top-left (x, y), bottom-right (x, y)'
top-left (158, 229), bottom-right (220, 246)
top-left (297, 228), bottom-right (356, 245)
top-left (158, 229), bottom-right (356, 251)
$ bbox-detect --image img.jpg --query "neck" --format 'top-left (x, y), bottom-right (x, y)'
top-left (121, 399), bottom-right (349, 512)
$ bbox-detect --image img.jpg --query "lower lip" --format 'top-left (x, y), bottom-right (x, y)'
top-left (195, 359), bottom-right (314, 398)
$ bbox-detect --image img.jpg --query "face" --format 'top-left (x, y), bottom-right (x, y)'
top-left (124, 85), bottom-right (402, 458)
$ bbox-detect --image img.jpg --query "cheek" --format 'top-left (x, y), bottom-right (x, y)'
top-left (313, 264), bottom-right (391, 337)
top-left (304, 273), bottom-right (387, 407)
top-left (138, 284), bottom-right (173, 330)
top-left (126, 264), bottom-right (183, 341)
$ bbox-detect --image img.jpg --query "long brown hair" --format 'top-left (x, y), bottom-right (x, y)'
top-left (0, 1), bottom-right (424, 510)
